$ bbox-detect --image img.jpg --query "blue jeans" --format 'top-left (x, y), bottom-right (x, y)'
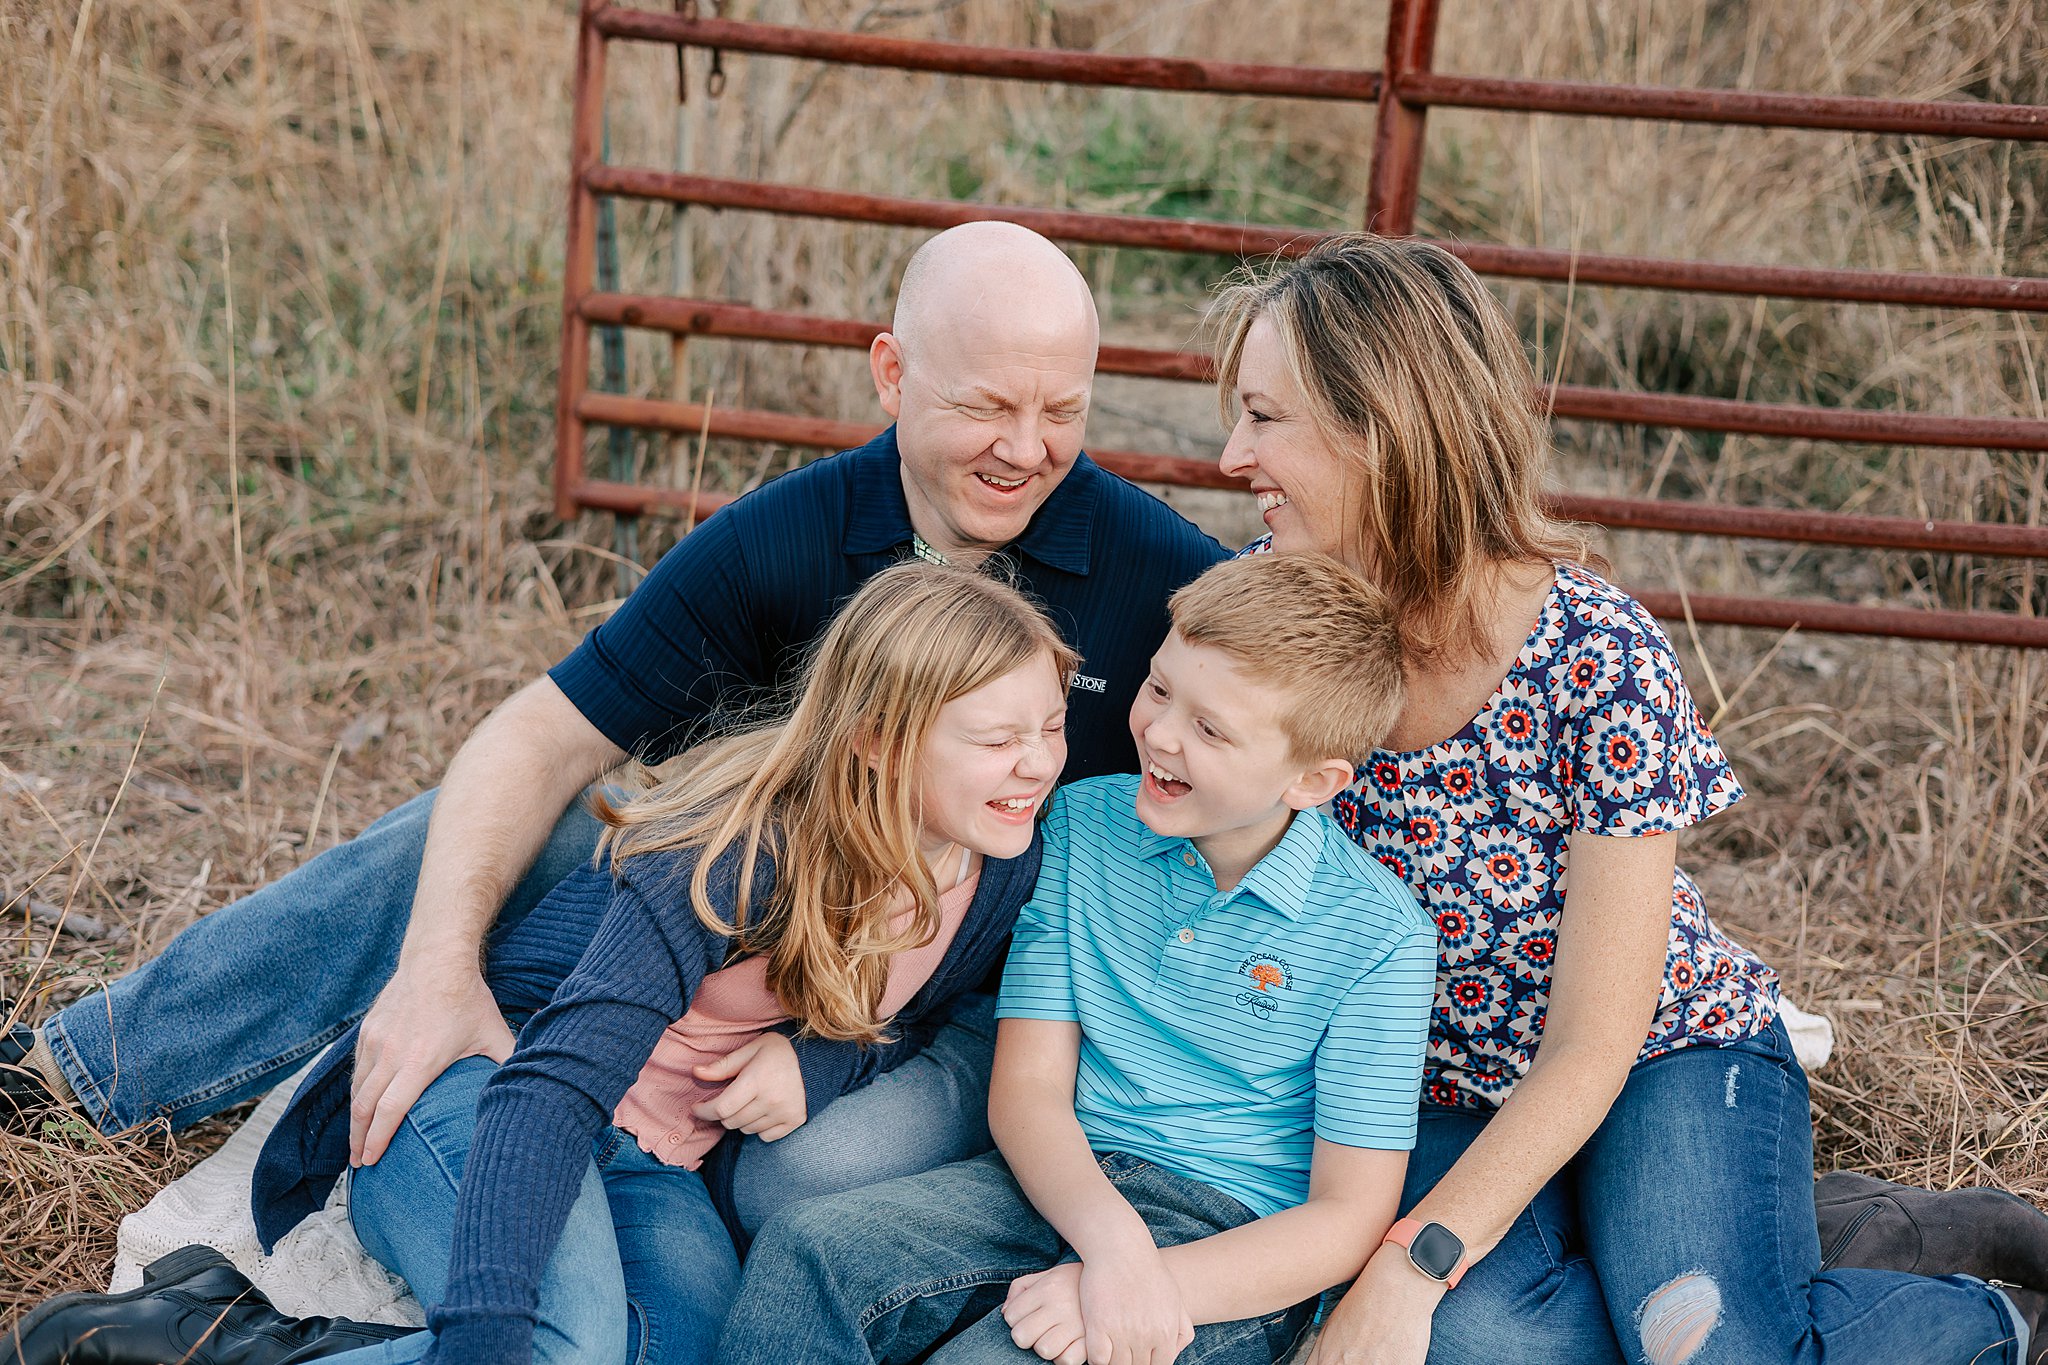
top-left (1409, 1018), bottom-right (2023, 1365)
top-left (724, 991), bottom-right (1000, 1237)
top-left (719, 1150), bottom-right (1315, 1365)
top-left (321, 1056), bottom-right (741, 1365)
top-left (41, 789), bottom-right (609, 1133)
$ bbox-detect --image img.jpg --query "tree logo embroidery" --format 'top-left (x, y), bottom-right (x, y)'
top-left (1235, 954), bottom-right (1293, 1021)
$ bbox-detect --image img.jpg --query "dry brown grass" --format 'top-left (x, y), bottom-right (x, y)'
top-left (3, 0), bottom-right (2045, 1312)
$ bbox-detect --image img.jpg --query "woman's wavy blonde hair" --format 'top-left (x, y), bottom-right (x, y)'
top-left (1210, 234), bottom-right (1602, 666)
top-left (592, 562), bottom-right (1077, 1044)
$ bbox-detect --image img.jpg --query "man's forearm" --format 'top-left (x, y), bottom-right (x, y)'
top-left (397, 678), bottom-right (624, 970)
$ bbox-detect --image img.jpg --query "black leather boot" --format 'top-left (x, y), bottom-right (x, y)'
top-left (1818, 1170), bottom-right (2048, 1288)
top-left (0, 1244), bottom-right (415, 1365)
top-left (0, 1023), bottom-right (57, 1130)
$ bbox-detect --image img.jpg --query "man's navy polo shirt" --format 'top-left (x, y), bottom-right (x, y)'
top-left (548, 426), bottom-right (1230, 783)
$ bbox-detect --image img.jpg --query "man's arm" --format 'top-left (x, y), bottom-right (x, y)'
top-left (350, 676), bottom-right (624, 1165)
top-left (988, 1017), bottom-right (1194, 1365)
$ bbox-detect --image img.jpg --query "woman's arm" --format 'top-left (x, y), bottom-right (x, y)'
top-left (1306, 831), bottom-right (1675, 1364)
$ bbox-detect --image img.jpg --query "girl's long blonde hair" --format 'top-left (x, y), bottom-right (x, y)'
top-left (1210, 234), bottom-right (1602, 667)
top-left (593, 562), bottom-right (1077, 1044)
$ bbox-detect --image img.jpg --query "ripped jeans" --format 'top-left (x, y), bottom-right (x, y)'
top-left (1408, 1017), bottom-right (2024, 1365)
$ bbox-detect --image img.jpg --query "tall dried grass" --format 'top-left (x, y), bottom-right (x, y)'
top-left (3, 0), bottom-right (2045, 1309)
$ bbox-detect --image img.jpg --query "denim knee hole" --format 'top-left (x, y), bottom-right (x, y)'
top-left (1637, 1272), bottom-right (1722, 1365)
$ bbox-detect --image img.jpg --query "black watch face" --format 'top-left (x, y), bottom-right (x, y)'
top-left (1409, 1222), bottom-right (1464, 1281)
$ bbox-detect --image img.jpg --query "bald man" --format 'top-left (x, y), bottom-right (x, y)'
top-left (7, 225), bottom-right (1227, 1220)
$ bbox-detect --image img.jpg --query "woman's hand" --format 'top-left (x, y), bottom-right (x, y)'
top-left (691, 1033), bottom-right (807, 1141)
top-left (1004, 1262), bottom-right (1089, 1364)
top-left (1300, 1246), bottom-right (1445, 1365)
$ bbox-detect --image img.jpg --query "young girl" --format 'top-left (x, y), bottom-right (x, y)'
top-left (5, 562), bottom-right (1073, 1365)
top-left (356, 563), bottom-right (1074, 1365)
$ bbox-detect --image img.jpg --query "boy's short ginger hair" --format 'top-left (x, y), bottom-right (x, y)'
top-left (1168, 553), bottom-right (1404, 766)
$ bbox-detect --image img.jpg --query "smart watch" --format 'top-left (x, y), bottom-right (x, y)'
top-left (1383, 1217), bottom-right (1466, 1288)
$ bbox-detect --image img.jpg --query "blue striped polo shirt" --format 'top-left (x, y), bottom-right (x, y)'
top-left (998, 774), bottom-right (1436, 1219)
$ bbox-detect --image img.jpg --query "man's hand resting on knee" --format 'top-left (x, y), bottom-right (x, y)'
top-left (351, 962), bottom-right (515, 1165)
top-left (348, 677), bottom-right (623, 1167)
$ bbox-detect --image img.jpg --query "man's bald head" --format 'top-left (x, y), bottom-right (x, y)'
top-left (869, 223), bottom-right (1102, 565)
top-left (891, 222), bottom-right (1099, 371)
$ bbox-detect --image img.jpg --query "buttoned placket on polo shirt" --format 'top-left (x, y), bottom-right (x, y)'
top-left (1159, 841), bottom-right (1249, 980)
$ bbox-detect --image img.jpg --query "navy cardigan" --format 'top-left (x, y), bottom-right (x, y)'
top-left (251, 832), bottom-right (1039, 1365)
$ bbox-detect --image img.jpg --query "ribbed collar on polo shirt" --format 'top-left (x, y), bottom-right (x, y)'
top-left (1132, 806), bottom-right (1330, 921)
top-left (838, 425), bottom-right (1101, 576)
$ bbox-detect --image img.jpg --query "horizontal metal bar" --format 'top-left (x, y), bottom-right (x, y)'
top-left (1451, 241), bottom-right (2048, 313)
top-left (590, 8), bottom-right (1380, 101)
top-left (577, 293), bottom-right (1208, 380)
top-left (1554, 493), bottom-right (2048, 558)
top-left (1542, 384), bottom-right (2048, 452)
top-left (1399, 71), bottom-right (2048, 141)
top-left (575, 393), bottom-right (2048, 556)
top-left (579, 293), bottom-right (2048, 450)
top-left (581, 392), bottom-right (877, 450)
top-left (576, 392), bottom-right (1239, 488)
top-left (586, 8), bottom-right (2048, 142)
top-left (586, 169), bottom-right (2048, 314)
top-left (1632, 590), bottom-right (2048, 650)
top-left (574, 477), bottom-right (733, 521)
top-left (587, 165), bottom-right (1312, 252)
top-left (564, 478), bottom-right (2048, 652)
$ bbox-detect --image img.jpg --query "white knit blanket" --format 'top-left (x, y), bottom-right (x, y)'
top-left (110, 1061), bottom-right (424, 1326)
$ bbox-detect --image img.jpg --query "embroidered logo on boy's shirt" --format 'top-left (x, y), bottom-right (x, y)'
top-left (1070, 674), bottom-right (1107, 693)
top-left (1235, 953), bottom-right (1293, 1021)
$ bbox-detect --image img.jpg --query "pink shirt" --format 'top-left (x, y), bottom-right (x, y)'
top-left (612, 871), bottom-right (981, 1168)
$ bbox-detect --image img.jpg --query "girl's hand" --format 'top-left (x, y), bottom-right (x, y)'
top-left (691, 1033), bottom-right (807, 1141)
top-left (1078, 1246), bottom-right (1194, 1365)
top-left (1300, 1246), bottom-right (1444, 1365)
top-left (1003, 1262), bottom-right (1089, 1364)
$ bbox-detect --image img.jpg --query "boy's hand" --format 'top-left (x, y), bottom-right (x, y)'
top-left (691, 1033), bottom-right (806, 1141)
top-left (1004, 1263), bottom-right (1089, 1364)
top-left (1079, 1246), bottom-right (1194, 1365)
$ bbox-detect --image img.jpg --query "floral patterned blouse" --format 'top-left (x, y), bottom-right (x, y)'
top-left (1249, 543), bottom-right (1780, 1112)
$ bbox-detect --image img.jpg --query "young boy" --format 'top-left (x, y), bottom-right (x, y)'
top-left (716, 553), bottom-right (1435, 1365)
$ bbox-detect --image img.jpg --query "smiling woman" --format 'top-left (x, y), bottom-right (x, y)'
top-left (1210, 235), bottom-right (2048, 1365)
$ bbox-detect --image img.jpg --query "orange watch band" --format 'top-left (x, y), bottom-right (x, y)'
top-left (1383, 1217), bottom-right (1467, 1289)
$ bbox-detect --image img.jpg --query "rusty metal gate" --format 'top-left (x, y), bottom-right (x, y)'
top-left (552, 0), bottom-right (2048, 649)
